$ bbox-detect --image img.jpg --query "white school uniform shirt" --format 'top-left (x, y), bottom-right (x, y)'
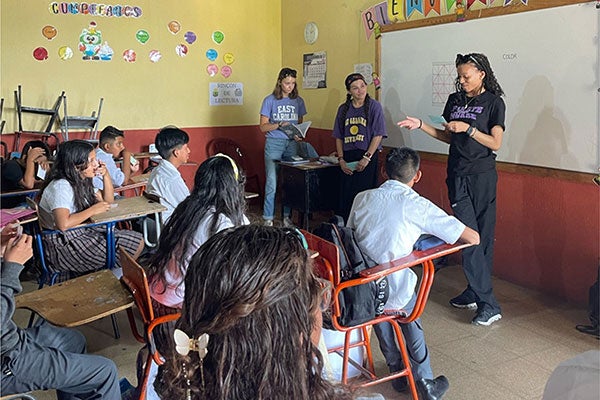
top-left (146, 159), bottom-right (190, 222)
top-left (38, 179), bottom-right (79, 229)
top-left (93, 148), bottom-right (125, 190)
top-left (150, 210), bottom-right (250, 308)
top-left (347, 179), bottom-right (465, 310)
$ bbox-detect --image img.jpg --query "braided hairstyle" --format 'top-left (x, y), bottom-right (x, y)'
top-left (155, 225), bottom-right (353, 400)
top-left (340, 73), bottom-right (371, 126)
top-left (455, 53), bottom-right (504, 96)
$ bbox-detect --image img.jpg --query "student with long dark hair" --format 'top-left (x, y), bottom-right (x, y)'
top-left (333, 73), bottom-right (387, 222)
top-left (154, 225), bottom-right (355, 400)
top-left (38, 140), bottom-right (144, 274)
top-left (398, 52), bottom-right (505, 326)
top-left (147, 154), bottom-right (249, 312)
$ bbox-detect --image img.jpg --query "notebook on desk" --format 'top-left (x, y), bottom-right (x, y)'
top-left (0, 207), bottom-right (37, 229)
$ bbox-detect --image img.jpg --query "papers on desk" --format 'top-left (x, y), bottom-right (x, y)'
top-left (1, 207), bottom-right (37, 229)
top-left (281, 159), bottom-right (311, 166)
top-left (319, 156), bottom-right (339, 165)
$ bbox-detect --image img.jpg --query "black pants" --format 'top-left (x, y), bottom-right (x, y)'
top-left (337, 149), bottom-right (379, 223)
top-left (447, 169), bottom-right (500, 312)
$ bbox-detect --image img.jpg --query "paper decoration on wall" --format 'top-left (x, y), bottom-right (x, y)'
top-left (49, 3), bottom-right (143, 18)
top-left (387, 0), bottom-right (405, 23)
top-left (98, 42), bottom-right (113, 60)
top-left (456, 0), bottom-right (465, 21)
top-left (372, 73), bottom-right (381, 90)
top-left (33, 47), bottom-right (49, 61)
top-left (206, 49), bottom-right (218, 61)
top-left (175, 44), bottom-right (188, 57)
top-left (79, 21), bottom-right (103, 60)
top-left (207, 64), bottom-right (218, 77)
top-left (136, 29), bottom-right (150, 44)
top-left (424, 0), bottom-right (442, 16)
top-left (221, 65), bottom-right (232, 78)
top-left (168, 20), bottom-right (181, 34)
top-left (58, 46), bottom-right (73, 60)
top-left (503, 0), bottom-right (528, 5)
top-left (212, 31), bottom-right (224, 44)
top-left (184, 31), bottom-right (196, 44)
top-left (446, 0), bottom-right (457, 10)
top-left (42, 25), bottom-right (57, 40)
top-left (406, 0), bottom-right (423, 18)
top-left (122, 49), bottom-right (136, 62)
top-left (223, 53), bottom-right (234, 65)
top-left (149, 50), bottom-right (162, 63)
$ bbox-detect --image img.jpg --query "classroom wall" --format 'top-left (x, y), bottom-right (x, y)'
top-left (0, 0), bottom-right (281, 131)
top-left (1, 0), bottom-right (598, 305)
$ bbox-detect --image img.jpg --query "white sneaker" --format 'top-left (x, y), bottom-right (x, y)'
top-left (263, 219), bottom-right (273, 227)
top-left (283, 217), bottom-right (294, 227)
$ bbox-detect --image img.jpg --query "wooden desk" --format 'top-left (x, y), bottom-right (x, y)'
top-left (278, 161), bottom-right (339, 230)
top-left (129, 172), bottom-right (151, 184)
top-left (15, 269), bottom-right (133, 327)
top-left (91, 195), bottom-right (167, 255)
top-left (91, 196), bottom-right (165, 224)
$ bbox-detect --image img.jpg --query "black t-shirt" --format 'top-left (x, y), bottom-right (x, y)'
top-left (1, 160), bottom-right (27, 208)
top-left (443, 91), bottom-right (506, 177)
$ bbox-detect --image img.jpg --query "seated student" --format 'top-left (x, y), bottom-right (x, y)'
top-left (0, 228), bottom-right (120, 399)
top-left (154, 225), bottom-right (359, 400)
top-left (1, 140), bottom-right (51, 208)
top-left (38, 140), bottom-right (144, 274)
top-left (146, 127), bottom-right (191, 222)
top-left (92, 125), bottom-right (140, 190)
top-left (147, 154), bottom-right (249, 312)
top-left (347, 147), bottom-right (480, 400)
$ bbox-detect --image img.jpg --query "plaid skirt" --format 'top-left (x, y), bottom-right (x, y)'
top-left (42, 225), bottom-right (143, 274)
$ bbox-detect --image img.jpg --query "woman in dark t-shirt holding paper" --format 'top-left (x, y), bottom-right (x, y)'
top-left (398, 53), bottom-right (506, 327)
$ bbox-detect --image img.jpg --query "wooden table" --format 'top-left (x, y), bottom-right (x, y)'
top-left (278, 161), bottom-right (339, 230)
top-left (15, 269), bottom-right (133, 327)
top-left (91, 195), bottom-right (167, 257)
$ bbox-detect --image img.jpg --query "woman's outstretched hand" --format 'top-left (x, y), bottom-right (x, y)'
top-left (397, 116), bottom-right (421, 130)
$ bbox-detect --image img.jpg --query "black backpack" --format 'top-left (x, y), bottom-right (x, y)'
top-left (313, 216), bottom-right (388, 327)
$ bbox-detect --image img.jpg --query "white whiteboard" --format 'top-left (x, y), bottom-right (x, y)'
top-left (380, 2), bottom-right (599, 173)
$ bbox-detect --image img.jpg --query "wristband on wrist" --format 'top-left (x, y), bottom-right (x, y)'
top-left (418, 119), bottom-right (423, 129)
top-left (466, 125), bottom-right (476, 138)
top-left (362, 152), bottom-right (372, 162)
top-left (337, 156), bottom-right (344, 162)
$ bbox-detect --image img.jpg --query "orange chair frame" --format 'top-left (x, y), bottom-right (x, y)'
top-left (301, 229), bottom-right (470, 398)
top-left (120, 248), bottom-right (180, 400)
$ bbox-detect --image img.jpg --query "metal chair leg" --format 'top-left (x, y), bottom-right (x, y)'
top-left (111, 314), bottom-right (120, 339)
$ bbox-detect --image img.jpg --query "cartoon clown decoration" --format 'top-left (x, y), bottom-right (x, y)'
top-left (79, 21), bottom-right (102, 60)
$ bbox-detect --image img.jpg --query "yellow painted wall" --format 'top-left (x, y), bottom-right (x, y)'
top-left (280, 0), bottom-right (378, 130)
top-left (1, 0), bottom-right (281, 132)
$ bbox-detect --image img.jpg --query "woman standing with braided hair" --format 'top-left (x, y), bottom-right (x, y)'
top-left (333, 73), bottom-right (387, 222)
top-left (398, 52), bottom-right (505, 326)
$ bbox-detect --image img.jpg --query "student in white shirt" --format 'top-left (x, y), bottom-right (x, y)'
top-left (92, 126), bottom-right (139, 190)
top-left (348, 147), bottom-right (479, 400)
top-left (146, 127), bottom-right (191, 222)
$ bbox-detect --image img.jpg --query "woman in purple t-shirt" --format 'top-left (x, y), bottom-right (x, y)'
top-left (332, 73), bottom-right (387, 222)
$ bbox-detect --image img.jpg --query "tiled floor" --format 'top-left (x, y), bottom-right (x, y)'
top-left (12, 213), bottom-right (599, 399)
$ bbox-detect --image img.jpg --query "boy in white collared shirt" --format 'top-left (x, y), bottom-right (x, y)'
top-left (93, 126), bottom-right (139, 190)
top-left (146, 127), bottom-right (191, 222)
top-left (348, 147), bottom-right (479, 399)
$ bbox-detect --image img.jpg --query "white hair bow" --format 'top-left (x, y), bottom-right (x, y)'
top-left (174, 329), bottom-right (210, 359)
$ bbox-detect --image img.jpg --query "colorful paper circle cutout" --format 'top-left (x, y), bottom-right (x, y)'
top-left (58, 46), bottom-right (73, 60)
top-left (223, 53), bottom-right (234, 65)
top-left (206, 49), bottom-right (217, 61)
top-left (175, 44), bottom-right (188, 57)
top-left (149, 50), bottom-right (162, 63)
top-left (207, 64), bottom-right (218, 77)
top-left (136, 29), bottom-right (150, 44)
top-left (221, 65), bottom-right (232, 78)
top-left (212, 31), bottom-right (224, 44)
top-left (33, 47), bottom-right (49, 61)
top-left (168, 20), bottom-right (181, 34)
top-left (42, 25), bottom-right (57, 40)
top-left (122, 49), bottom-right (136, 62)
top-left (184, 31), bottom-right (196, 44)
